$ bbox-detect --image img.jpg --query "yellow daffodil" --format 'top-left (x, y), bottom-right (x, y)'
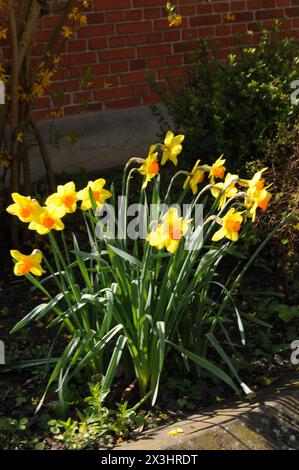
top-left (209, 155), bottom-right (226, 184)
top-left (183, 160), bottom-right (205, 195)
top-left (147, 207), bottom-right (190, 253)
top-left (76, 178), bottom-right (112, 211)
top-left (161, 131), bottom-right (185, 166)
top-left (210, 173), bottom-right (239, 209)
top-left (245, 187), bottom-right (271, 222)
top-left (138, 145), bottom-right (159, 189)
top-left (46, 182), bottom-right (77, 215)
top-left (212, 208), bottom-right (243, 242)
top-left (6, 193), bottom-right (42, 223)
top-left (10, 249), bottom-right (45, 277)
top-left (239, 168), bottom-right (268, 191)
top-left (28, 204), bottom-right (65, 235)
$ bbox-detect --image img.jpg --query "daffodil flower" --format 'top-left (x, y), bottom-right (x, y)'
top-left (76, 178), bottom-right (112, 211)
top-left (28, 204), bottom-right (65, 235)
top-left (183, 160), bottom-right (205, 195)
top-left (210, 172), bottom-right (239, 208)
top-left (46, 182), bottom-right (77, 215)
top-left (6, 193), bottom-right (42, 223)
top-left (147, 207), bottom-right (190, 253)
top-left (161, 131), bottom-right (185, 166)
top-left (10, 249), bottom-right (45, 277)
top-left (212, 207), bottom-right (243, 242)
top-left (239, 168), bottom-right (268, 191)
top-left (209, 155), bottom-right (226, 184)
top-left (245, 187), bottom-right (271, 222)
top-left (138, 145), bottom-right (159, 189)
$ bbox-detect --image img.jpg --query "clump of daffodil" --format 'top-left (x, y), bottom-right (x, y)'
top-left (76, 178), bottom-right (112, 211)
top-left (45, 182), bottom-right (77, 215)
top-left (210, 173), bottom-right (239, 209)
top-left (10, 249), bottom-right (45, 277)
top-left (183, 160), bottom-right (206, 195)
top-left (147, 207), bottom-right (190, 253)
top-left (161, 130), bottom-right (185, 166)
top-left (28, 204), bottom-right (65, 235)
top-left (208, 155), bottom-right (226, 184)
top-left (6, 193), bottom-right (42, 223)
top-left (212, 208), bottom-right (243, 242)
top-left (137, 145), bottom-right (160, 189)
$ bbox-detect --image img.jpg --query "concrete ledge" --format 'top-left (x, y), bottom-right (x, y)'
top-left (30, 105), bottom-right (164, 182)
top-left (116, 374), bottom-right (299, 450)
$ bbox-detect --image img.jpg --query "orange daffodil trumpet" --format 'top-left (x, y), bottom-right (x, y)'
top-left (10, 249), bottom-right (45, 277)
top-left (76, 178), bottom-right (112, 211)
top-left (29, 204), bottom-right (65, 235)
top-left (137, 145), bottom-right (160, 189)
top-left (208, 155), bottom-right (226, 184)
top-left (147, 208), bottom-right (191, 253)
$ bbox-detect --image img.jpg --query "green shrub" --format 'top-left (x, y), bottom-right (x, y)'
top-left (148, 23), bottom-right (299, 171)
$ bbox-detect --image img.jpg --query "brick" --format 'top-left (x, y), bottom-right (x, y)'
top-left (106, 97), bottom-right (141, 109)
top-left (165, 55), bottom-right (183, 66)
top-left (127, 34), bottom-right (146, 46)
top-left (112, 86), bottom-right (131, 98)
top-left (78, 25), bottom-right (114, 38)
top-left (121, 71), bottom-right (147, 84)
top-left (144, 8), bottom-right (162, 19)
top-left (148, 57), bottom-right (165, 67)
top-left (86, 12), bottom-right (105, 24)
top-left (94, 0), bottom-right (130, 9)
top-left (256, 8), bottom-right (285, 19)
top-left (74, 91), bottom-right (92, 104)
top-left (117, 21), bottom-right (152, 34)
top-left (111, 61), bottom-right (130, 73)
top-left (234, 12), bottom-right (254, 22)
top-left (88, 38), bottom-right (107, 50)
top-left (130, 59), bottom-right (147, 70)
top-left (125, 10), bottom-right (143, 21)
top-left (190, 15), bottom-right (222, 27)
top-left (61, 52), bottom-right (97, 65)
top-left (133, 0), bottom-right (163, 5)
top-left (93, 90), bottom-right (112, 101)
top-left (285, 7), bottom-right (299, 16)
top-left (143, 94), bottom-right (160, 105)
top-left (196, 4), bottom-right (214, 14)
top-left (213, 3), bottom-right (230, 13)
top-left (109, 36), bottom-right (128, 48)
top-left (137, 44), bottom-right (172, 57)
top-left (131, 83), bottom-right (149, 95)
top-left (106, 11), bottom-right (125, 22)
top-left (100, 48), bottom-right (135, 61)
top-left (68, 39), bottom-right (89, 52)
top-left (145, 32), bottom-right (163, 43)
top-left (164, 30), bottom-right (181, 41)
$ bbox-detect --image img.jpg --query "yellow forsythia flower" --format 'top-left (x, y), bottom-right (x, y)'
top-left (183, 160), bottom-right (205, 195)
top-left (0, 27), bottom-right (8, 39)
top-left (161, 131), bottom-right (185, 166)
top-left (6, 193), bottom-right (42, 223)
top-left (209, 155), bottom-right (226, 184)
top-left (138, 145), bottom-right (159, 189)
top-left (167, 428), bottom-right (184, 436)
top-left (46, 182), bottom-right (77, 215)
top-left (76, 178), bottom-right (112, 211)
top-left (28, 204), bottom-right (65, 235)
top-left (147, 207), bottom-right (190, 253)
top-left (61, 26), bottom-right (73, 39)
top-left (210, 173), bottom-right (239, 209)
top-left (10, 249), bottom-right (45, 277)
top-left (169, 14), bottom-right (182, 27)
top-left (212, 208), bottom-right (243, 242)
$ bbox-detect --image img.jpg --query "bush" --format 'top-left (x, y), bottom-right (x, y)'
top-left (148, 24), bottom-right (299, 172)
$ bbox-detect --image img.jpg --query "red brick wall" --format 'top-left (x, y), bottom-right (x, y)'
top-left (4, 0), bottom-right (299, 119)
